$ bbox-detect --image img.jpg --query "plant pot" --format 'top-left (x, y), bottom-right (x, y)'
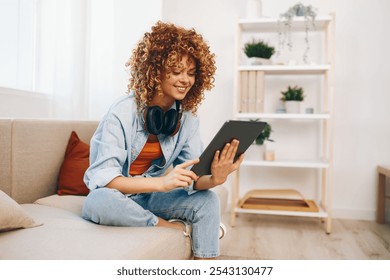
top-left (246, 0), bottom-right (262, 18)
top-left (284, 101), bottom-right (301, 113)
top-left (249, 57), bottom-right (272, 65)
top-left (245, 144), bottom-right (265, 160)
top-left (264, 142), bottom-right (275, 161)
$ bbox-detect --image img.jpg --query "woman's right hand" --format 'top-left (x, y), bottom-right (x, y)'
top-left (160, 158), bottom-right (200, 191)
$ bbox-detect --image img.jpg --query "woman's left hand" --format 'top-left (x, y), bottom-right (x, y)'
top-left (210, 139), bottom-right (244, 185)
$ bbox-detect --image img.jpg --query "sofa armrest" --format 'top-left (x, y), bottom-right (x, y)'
top-left (0, 119), bottom-right (12, 197)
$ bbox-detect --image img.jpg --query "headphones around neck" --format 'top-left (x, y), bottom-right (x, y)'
top-left (144, 100), bottom-right (182, 136)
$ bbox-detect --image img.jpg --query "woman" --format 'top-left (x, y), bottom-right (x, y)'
top-left (82, 21), bottom-right (244, 259)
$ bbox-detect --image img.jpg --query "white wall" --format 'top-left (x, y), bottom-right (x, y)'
top-left (162, 0), bottom-right (390, 220)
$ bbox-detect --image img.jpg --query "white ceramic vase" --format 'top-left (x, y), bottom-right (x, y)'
top-left (246, 0), bottom-right (263, 18)
top-left (245, 144), bottom-right (265, 160)
top-left (284, 101), bottom-right (301, 113)
top-left (249, 57), bottom-right (271, 65)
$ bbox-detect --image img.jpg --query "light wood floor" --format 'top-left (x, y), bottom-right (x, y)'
top-left (218, 212), bottom-right (390, 260)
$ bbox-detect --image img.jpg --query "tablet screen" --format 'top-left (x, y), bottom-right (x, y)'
top-left (191, 120), bottom-right (267, 176)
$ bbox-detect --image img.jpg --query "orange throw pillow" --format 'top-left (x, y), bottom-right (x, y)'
top-left (57, 131), bottom-right (90, 195)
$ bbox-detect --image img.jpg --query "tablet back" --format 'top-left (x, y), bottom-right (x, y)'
top-left (191, 120), bottom-right (267, 176)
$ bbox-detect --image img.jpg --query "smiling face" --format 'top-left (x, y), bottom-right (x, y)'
top-left (157, 54), bottom-right (196, 109)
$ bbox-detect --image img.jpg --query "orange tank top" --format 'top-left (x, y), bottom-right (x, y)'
top-left (129, 141), bottom-right (163, 176)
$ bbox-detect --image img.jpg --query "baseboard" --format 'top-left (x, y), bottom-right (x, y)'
top-left (331, 208), bottom-right (375, 221)
top-left (332, 208), bottom-right (390, 222)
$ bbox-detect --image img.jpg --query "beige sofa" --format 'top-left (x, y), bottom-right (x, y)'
top-left (0, 119), bottom-right (227, 260)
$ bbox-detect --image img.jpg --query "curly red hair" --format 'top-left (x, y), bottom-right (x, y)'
top-left (126, 21), bottom-right (216, 113)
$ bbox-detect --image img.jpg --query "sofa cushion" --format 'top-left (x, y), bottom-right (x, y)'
top-left (57, 131), bottom-right (90, 196)
top-left (0, 204), bottom-right (191, 260)
top-left (35, 194), bottom-right (85, 215)
top-left (0, 190), bottom-right (42, 232)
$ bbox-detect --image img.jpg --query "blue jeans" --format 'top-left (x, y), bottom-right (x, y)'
top-left (82, 188), bottom-right (221, 258)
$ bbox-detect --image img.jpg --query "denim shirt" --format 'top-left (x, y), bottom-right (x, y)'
top-left (83, 92), bottom-right (203, 194)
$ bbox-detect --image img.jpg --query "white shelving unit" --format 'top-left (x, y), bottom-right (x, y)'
top-left (238, 64), bottom-right (331, 74)
top-left (231, 14), bottom-right (335, 233)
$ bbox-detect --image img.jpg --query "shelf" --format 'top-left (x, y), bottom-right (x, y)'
top-left (234, 206), bottom-right (328, 218)
top-left (241, 159), bottom-right (329, 169)
top-left (235, 189), bottom-right (328, 218)
top-left (238, 64), bottom-right (331, 74)
top-left (236, 113), bottom-right (330, 120)
top-left (232, 13), bottom-right (334, 233)
top-left (238, 16), bottom-right (332, 32)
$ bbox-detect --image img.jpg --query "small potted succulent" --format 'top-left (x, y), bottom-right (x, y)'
top-left (244, 39), bottom-right (275, 65)
top-left (280, 85), bottom-right (305, 113)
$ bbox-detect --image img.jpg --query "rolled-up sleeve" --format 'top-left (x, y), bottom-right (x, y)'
top-left (84, 114), bottom-right (128, 191)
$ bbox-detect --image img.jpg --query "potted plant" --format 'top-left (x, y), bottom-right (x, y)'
top-left (277, 2), bottom-right (317, 64)
top-left (255, 123), bottom-right (275, 161)
top-left (244, 39), bottom-right (275, 65)
top-left (280, 85), bottom-right (305, 113)
top-left (255, 123), bottom-right (273, 145)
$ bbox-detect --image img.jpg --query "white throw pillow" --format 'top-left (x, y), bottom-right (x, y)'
top-left (0, 190), bottom-right (42, 232)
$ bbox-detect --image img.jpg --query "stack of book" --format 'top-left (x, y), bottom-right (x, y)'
top-left (240, 70), bottom-right (265, 113)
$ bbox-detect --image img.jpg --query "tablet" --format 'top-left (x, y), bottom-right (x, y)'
top-left (191, 120), bottom-right (268, 176)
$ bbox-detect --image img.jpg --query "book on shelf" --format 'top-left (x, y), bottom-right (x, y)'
top-left (255, 71), bottom-right (264, 113)
top-left (240, 71), bottom-right (248, 112)
top-left (239, 70), bottom-right (264, 113)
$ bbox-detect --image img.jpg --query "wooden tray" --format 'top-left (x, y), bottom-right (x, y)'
top-left (238, 189), bottom-right (319, 212)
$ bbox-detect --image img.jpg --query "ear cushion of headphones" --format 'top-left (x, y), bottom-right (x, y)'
top-left (162, 108), bottom-right (179, 135)
top-left (145, 106), bottom-right (164, 135)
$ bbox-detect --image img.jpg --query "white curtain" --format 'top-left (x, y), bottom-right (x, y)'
top-left (0, 0), bottom-right (36, 91)
top-left (35, 0), bottom-right (87, 119)
top-left (36, 0), bottom-right (162, 120)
